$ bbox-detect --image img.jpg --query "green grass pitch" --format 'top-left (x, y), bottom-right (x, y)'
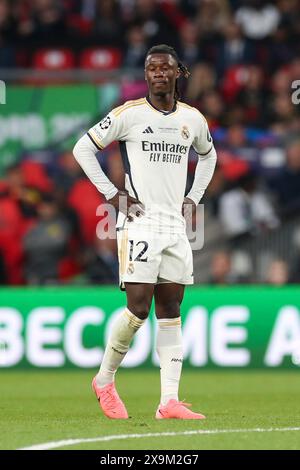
top-left (1, 370), bottom-right (300, 450)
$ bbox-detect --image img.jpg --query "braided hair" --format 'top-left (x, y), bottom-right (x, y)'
top-left (145, 44), bottom-right (190, 101)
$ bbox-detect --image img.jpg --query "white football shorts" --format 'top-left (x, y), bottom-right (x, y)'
top-left (117, 226), bottom-right (194, 288)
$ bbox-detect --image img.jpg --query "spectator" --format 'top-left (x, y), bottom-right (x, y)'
top-left (268, 139), bottom-right (300, 217)
top-left (195, 0), bottom-right (231, 41)
top-left (209, 250), bottom-right (235, 284)
top-left (67, 177), bottom-right (106, 244)
top-left (185, 63), bottom-right (216, 103)
top-left (216, 19), bottom-right (255, 78)
top-left (269, 93), bottom-right (297, 128)
top-left (5, 163), bottom-right (50, 223)
top-left (54, 150), bottom-right (83, 194)
top-left (23, 193), bottom-right (71, 284)
top-left (0, 164), bottom-right (41, 284)
top-left (20, 0), bottom-right (67, 45)
top-left (268, 20), bottom-right (296, 72)
top-left (271, 67), bottom-right (293, 96)
top-left (129, 0), bottom-right (178, 46)
top-left (277, 0), bottom-right (300, 48)
top-left (209, 249), bottom-right (253, 284)
top-left (85, 236), bottom-right (118, 284)
top-left (236, 65), bottom-right (269, 127)
top-left (123, 23), bottom-right (148, 68)
top-left (235, 0), bottom-right (281, 41)
top-left (92, 0), bottom-right (124, 45)
top-left (201, 90), bottom-right (226, 128)
top-left (265, 258), bottom-right (289, 285)
top-left (177, 20), bottom-right (203, 68)
top-left (217, 124), bottom-right (259, 161)
top-left (218, 170), bottom-right (280, 241)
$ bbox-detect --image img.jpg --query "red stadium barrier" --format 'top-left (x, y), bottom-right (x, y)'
top-left (33, 48), bottom-right (75, 70)
top-left (80, 48), bottom-right (121, 70)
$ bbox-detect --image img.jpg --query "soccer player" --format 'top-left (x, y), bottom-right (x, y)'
top-left (73, 44), bottom-right (217, 419)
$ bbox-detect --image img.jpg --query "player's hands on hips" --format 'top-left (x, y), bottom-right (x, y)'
top-left (109, 190), bottom-right (145, 221)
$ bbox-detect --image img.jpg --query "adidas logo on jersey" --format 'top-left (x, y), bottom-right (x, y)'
top-left (142, 126), bottom-right (154, 134)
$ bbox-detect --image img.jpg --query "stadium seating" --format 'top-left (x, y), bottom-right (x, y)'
top-left (33, 48), bottom-right (75, 70)
top-left (80, 48), bottom-right (122, 70)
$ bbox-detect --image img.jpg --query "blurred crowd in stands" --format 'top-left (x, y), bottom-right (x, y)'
top-left (0, 0), bottom-right (299, 70)
top-left (0, 0), bottom-right (300, 285)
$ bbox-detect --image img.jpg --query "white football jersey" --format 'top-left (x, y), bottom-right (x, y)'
top-left (87, 97), bottom-right (216, 233)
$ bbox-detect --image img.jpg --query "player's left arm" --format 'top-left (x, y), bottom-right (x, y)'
top-left (185, 117), bottom-right (217, 206)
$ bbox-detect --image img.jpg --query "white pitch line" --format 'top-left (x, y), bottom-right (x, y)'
top-left (18, 427), bottom-right (300, 450)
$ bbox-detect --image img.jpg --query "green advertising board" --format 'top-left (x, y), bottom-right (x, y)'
top-left (1, 287), bottom-right (300, 369)
top-left (0, 83), bottom-right (119, 175)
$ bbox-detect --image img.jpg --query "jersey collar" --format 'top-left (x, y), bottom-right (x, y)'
top-left (146, 96), bottom-right (177, 115)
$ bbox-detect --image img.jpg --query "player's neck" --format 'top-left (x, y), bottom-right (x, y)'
top-left (148, 93), bottom-right (176, 112)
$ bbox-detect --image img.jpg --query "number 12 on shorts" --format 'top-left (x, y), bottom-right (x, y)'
top-left (129, 240), bottom-right (149, 262)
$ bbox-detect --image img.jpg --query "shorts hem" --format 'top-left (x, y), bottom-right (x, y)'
top-left (120, 277), bottom-right (194, 285)
top-left (120, 278), bottom-right (158, 284)
top-left (158, 274), bottom-right (194, 285)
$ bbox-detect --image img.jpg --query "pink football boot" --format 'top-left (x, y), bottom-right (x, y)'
top-left (156, 399), bottom-right (206, 420)
top-left (92, 377), bottom-right (128, 419)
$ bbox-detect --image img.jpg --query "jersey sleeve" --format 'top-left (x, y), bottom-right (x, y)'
top-left (87, 107), bottom-right (129, 150)
top-left (186, 113), bottom-right (217, 205)
top-left (192, 115), bottom-right (214, 157)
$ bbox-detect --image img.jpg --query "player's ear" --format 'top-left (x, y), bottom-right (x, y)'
top-left (176, 67), bottom-right (181, 79)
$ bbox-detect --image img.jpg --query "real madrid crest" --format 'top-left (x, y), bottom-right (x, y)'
top-left (127, 263), bottom-right (135, 275)
top-left (181, 125), bottom-right (190, 140)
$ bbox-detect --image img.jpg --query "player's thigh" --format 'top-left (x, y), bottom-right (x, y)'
top-left (159, 234), bottom-right (194, 285)
top-left (154, 283), bottom-right (185, 319)
top-left (125, 282), bottom-right (155, 320)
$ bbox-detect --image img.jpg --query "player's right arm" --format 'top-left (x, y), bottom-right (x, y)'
top-left (73, 108), bottom-right (144, 216)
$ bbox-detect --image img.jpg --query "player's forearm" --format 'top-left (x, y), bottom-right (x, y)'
top-left (186, 147), bottom-right (217, 205)
top-left (73, 134), bottom-right (118, 200)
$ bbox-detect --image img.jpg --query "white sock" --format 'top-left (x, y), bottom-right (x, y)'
top-left (156, 317), bottom-right (183, 406)
top-left (96, 308), bottom-right (145, 388)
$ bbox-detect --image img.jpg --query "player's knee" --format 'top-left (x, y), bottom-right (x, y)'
top-left (156, 301), bottom-right (180, 318)
top-left (129, 302), bottom-right (151, 320)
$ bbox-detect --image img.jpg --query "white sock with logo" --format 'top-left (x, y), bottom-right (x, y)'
top-left (96, 308), bottom-right (145, 388)
top-left (156, 317), bottom-right (183, 406)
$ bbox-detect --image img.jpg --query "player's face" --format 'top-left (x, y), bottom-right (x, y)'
top-left (145, 53), bottom-right (180, 97)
